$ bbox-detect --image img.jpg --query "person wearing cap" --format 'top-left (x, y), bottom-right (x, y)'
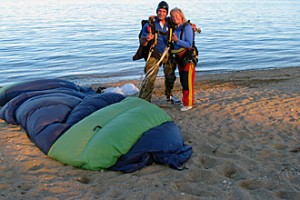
top-left (138, 1), bottom-right (177, 103)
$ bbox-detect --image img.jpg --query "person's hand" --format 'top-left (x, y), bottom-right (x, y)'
top-left (148, 15), bottom-right (155, 21)
top-left (172, 33), bottom-right (178, 42)
top-left (191, 23), bottom-right (197, 32)
top-left (191, 23), bottom-right (201, 33)
top-left (146, 33), bottom-right (154, 41)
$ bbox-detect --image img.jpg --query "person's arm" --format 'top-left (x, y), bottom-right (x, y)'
top-left (175, 25), bottom-right (193, 48)
top-left (140, 23), bottom-right (154, 46)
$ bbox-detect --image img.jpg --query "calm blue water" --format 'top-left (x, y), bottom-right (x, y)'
top-left (1, 0), bottom-right (300, 86)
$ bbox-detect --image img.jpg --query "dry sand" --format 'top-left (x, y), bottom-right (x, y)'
top-left (1, 67), bottom-right (300, 199)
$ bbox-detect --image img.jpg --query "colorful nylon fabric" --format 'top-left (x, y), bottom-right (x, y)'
top-left (0, 79), bottom-right (192, 172)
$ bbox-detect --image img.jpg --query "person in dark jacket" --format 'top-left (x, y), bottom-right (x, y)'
top-left (138, 1), bottom-right (178, 103)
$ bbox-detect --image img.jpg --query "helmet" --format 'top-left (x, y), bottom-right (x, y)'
top-left (157, 1), bottom-right (169, 14)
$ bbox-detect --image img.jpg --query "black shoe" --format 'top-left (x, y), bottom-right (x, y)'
top-left (166, 96), bottom-right (181, 104)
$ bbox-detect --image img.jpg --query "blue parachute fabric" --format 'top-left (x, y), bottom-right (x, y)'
top-left (109, 121), bottom-right (193, 172)
top-left (15, 93), bottom-right (82, 131)
top-left (0, 79), bottom-right (94, 106)
top-left (0, 88), bottom-right (87, 124)
top-left (66, 92), bottom-right (125, 125)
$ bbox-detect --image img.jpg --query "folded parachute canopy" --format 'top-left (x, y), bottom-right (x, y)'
top-left (0, 79), bottom-right (192, 172)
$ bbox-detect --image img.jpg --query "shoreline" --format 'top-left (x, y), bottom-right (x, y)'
top-left (1, 66), bottom-right (299, 88)
top-left (92, 66), bottom-right (300, 97)
top-left (1, 66), bottom-right (300, 199)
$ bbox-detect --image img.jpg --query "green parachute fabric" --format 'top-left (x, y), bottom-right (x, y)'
top-left (48, 97), bottom-right (172, 170)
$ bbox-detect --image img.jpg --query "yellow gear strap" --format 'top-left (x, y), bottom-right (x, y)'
top-left (171, 47), bottom-right (186, 55)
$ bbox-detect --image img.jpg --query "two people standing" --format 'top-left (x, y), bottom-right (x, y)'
top-left (136, 1), bottom-right (198, 111)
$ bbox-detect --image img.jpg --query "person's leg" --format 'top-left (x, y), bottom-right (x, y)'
top-left (139, 57), bottom-right (159, 102)
top-left (163, 59), bottom-right (176, 99)
top-left (179, 62), bottom-right (195, 107)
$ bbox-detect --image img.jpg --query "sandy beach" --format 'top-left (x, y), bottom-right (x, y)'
top-left (1, 67), bottom-right (300, 199)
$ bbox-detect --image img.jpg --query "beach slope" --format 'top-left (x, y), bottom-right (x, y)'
top-left (1, 67), bottom-right (300, 199)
